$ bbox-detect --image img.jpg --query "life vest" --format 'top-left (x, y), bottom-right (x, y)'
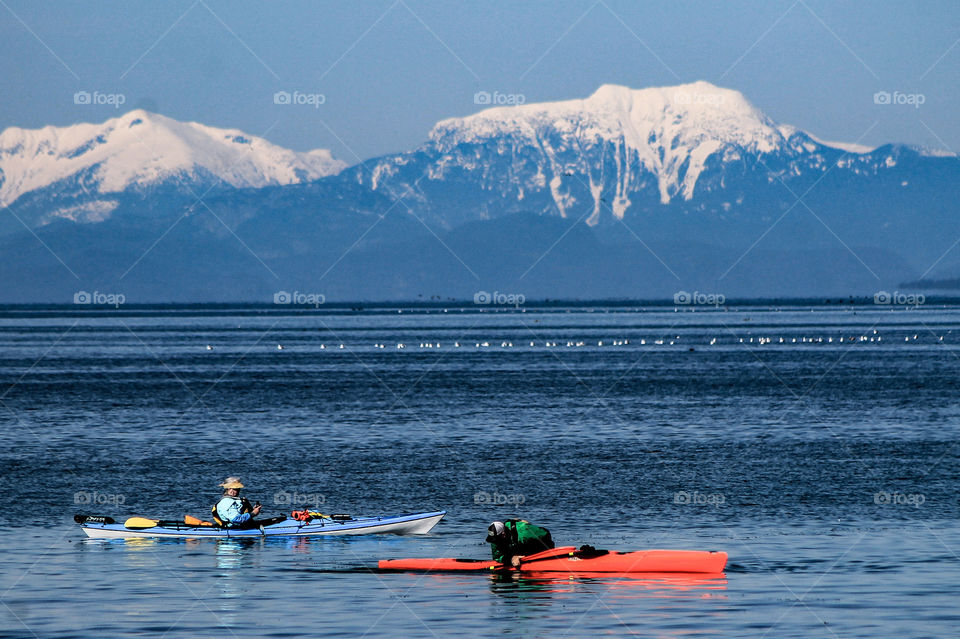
top-left (212, 496), bottom-right (253, 527)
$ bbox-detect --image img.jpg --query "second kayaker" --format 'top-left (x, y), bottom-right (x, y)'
top-left (486, 519), bottom-right (555, 567)
top-left (212, 477), bottom-right (262, 528)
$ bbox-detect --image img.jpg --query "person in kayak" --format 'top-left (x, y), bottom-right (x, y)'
top-left (486, 520), bottom-right (555, 567)
top-left (212, 477), bottom-right (262, 528)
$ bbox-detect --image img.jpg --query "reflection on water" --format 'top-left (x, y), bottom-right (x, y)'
top-left (213, 539), bottom-right (259, 622)
top-left (487, 573), bottom-right (729, 636)
top-left (489, 572), bottom-right (728, 597)
top-left (214, 538), bottom-right (261, 571)
top-left (285, 536), bottom-right (312, 554)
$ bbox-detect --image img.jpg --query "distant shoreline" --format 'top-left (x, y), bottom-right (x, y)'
top-left (0, 296), bottom-right (955, 315)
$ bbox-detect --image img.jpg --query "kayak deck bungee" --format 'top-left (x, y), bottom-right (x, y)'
top-left (77, 510), bottom-right (445, 539)
top-left (379, 546), bottom-right (727, 574)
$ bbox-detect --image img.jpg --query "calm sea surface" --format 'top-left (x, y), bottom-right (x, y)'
top-left (1, 304), bottom-right (959, 638)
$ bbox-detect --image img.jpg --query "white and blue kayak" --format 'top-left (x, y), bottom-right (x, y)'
top-left (75, 511), bottom-right (445, 539)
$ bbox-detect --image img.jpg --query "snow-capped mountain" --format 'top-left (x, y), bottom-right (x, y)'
top-left (2, 81), bottom-right (959, 302)
top-left (351, 81), bottom-right (950, 230)
top-left (0, 110), bottom-right (344, 226)
top-left (434, 82), bottom-right (794, 208)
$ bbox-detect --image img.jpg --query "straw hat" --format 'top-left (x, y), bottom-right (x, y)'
top-left (219, 477), bottom-right (244, 489)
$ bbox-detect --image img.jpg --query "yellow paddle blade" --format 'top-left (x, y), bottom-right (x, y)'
top-left (124, 517), bottom-right (159, 529)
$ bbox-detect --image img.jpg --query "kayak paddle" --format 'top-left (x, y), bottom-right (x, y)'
top-left (489, 546), bottom-right (579, 570)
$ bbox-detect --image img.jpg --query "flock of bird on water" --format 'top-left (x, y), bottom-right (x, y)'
top-left (199, 330), bottom-right (947, 352)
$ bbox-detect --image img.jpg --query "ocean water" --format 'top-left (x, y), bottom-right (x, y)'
top-left (1, 303), bottom-right (959, 638)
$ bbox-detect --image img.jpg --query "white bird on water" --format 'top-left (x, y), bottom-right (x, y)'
top-left (277, 344), bottom-right (284, 350)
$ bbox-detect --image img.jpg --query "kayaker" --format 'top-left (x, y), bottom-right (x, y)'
top-left (212, 477), bottom-right (262, 528)
top-left (486, 519), bottom-right (555, 567)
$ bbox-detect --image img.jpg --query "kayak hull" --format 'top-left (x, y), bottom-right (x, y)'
top-left (379, 547), bottom-right (727, 574)
top-left (80, 511), bottom-right (445, 539)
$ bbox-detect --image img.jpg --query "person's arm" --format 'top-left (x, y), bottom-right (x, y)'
top-left (492, 542), bottom-right (521, 566)
top-left (240, 497), bottom-right (263, 517)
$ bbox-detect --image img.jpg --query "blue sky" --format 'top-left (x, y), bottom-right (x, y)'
top-left (1, 0), bottom-right (957, 161)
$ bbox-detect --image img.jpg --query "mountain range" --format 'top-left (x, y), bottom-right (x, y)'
top-left (1, 81), bottom-right (958, 302)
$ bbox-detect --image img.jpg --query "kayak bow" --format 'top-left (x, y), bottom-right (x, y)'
top-left (379, 546), bottom-right (727, 574)
top-left (77, 510), bottom-right (445, 539)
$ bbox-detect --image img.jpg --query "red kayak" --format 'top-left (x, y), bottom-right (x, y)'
top-left (378, 546), bottom-right (727, 574)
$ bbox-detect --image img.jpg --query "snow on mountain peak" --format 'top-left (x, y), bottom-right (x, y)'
top-left (0, 110), bottom-right (345, 207)
top-left (430, 81), bottom-right (794, 208)
top-left (805, 132), bottom-right (875, 155)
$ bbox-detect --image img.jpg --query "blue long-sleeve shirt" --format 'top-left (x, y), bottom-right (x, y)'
top-left (215, 496), bottom-right (251, 526)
